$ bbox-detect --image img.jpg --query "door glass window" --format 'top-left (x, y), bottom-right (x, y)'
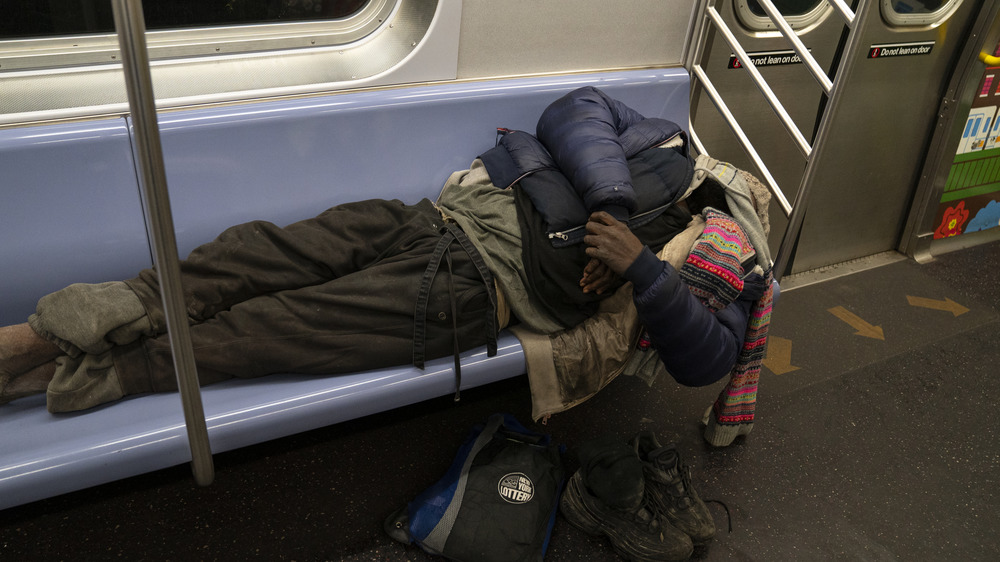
top-left (736, 0), bottom-right (832, 32)
top-left (882, 0), bottom-right (964, 26)
top-left (1, 0), bottom-right (369, 39)
top-left (746, 0), bottom-right (822, 17)
top-left (0, 0), bottom-right (392, 72)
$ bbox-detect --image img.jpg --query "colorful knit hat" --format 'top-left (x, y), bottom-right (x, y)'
top-left (678, 208), bottom-right (756, 313)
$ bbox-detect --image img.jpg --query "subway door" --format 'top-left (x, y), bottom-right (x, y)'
top-left (689, 0), bottom-right (848, 261)
top-left (788, 0), bottom-right (983, 272)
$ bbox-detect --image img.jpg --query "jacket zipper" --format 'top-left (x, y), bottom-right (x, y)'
top-left (523, 128), bottom-right (687, 241)
top-left (547, 200), bottom-right (675, 241)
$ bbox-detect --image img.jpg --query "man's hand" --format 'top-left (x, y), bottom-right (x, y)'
top-left (583, 211), bottom-right (644, 276)
top-left (580, 257), bottom-right (616, 294)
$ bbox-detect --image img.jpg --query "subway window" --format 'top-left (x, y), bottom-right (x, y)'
top-left (881, 0), bottom-right (964, 26)
top-left (735, 0), bottom-right (832, 32)
top-left (0, 0), bottom-right (392, 70)
top-left (2, 1), bottom-right (369, 39)
top-left (0, 0), bottom-right (448, 124)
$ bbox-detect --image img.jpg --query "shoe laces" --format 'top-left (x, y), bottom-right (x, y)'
top-left (622, 498), bottom-right (663, 533)
top-left (704, 499), bottom-right (733, 533)
top-left (649, 448), bottom-right (696, 509)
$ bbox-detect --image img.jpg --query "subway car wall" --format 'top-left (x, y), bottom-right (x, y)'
top-left (932, 40), bottom-right (1000, 241)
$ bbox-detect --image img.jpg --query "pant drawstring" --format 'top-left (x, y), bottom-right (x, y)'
top-left (412, 223), bottom-right (498, 401)
top-left (444, 248), bottom-right (462, 401)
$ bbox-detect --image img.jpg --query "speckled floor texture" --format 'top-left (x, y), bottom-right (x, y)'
top-left (2, 239), bottom-right (998, 561)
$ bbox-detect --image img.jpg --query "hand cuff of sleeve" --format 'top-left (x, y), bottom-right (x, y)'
top-left (623, 246), bottom-right (664, 294)
top-left (596, 204), bottom-right (630, 222)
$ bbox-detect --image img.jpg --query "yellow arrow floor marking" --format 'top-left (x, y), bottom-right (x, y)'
top-left (763, 336), bottom-right (800, 375)
top-left (906, 296), bottom-right (969, 316)
top-left (828, 306), bottom-right (885, 340)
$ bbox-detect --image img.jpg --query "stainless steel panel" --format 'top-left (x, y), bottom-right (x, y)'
top-left (793, 0), bottom-right (983, 271)
top-left (456, 0), bottom-right (692, 78)
top-left (0, 0), bottom-right (451, 125)
top-left (1, 0), bottom-right (699, 126)
top-left (692, 0), bottom-right (986, 273)
top-left (690, 0), bottom-right (845, 259)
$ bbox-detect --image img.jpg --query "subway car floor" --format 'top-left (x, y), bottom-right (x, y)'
top-left (1, 239), bottom-right (998, 561)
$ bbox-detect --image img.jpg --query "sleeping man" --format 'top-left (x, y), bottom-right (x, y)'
top-left (2, 85), bottom-right (772, 414)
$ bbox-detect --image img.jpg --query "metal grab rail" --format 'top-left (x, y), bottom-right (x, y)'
top-left (690, 68), bottom-right (793, 217)
top-left (828, 0), bottom-right (858, 26)
top-left (686, 0), bottom-right (873, 282)
top-left (704, 6), bottom-right (814, 159)
top-left (111, 0), bottom-right (215, 486)
top-left (755, 0), bottom-right (833, 94)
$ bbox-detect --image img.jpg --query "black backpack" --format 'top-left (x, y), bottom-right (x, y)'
top-left (385, 414), bottom-right (566, 561)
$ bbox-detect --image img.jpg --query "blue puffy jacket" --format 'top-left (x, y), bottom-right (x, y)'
top-left (480, 86), bottom-right (691, 247)
top-left (535, 86), bottom-right (687, 220)
top-left (483, 86), bottom-right (764, 385)
top-left (624, 247), bottom-right (767, 387)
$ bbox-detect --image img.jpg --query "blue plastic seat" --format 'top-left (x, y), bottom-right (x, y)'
top-left (0, 69), bottom-right (690, 510)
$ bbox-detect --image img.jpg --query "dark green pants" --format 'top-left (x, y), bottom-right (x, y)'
top-left (36, 198), bottom-right (494, 411)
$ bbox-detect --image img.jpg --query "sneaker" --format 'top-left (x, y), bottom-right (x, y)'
top-left (631, 432), bottom-right (715, 544)
top-left (560, 470), bottom-right (693, 561)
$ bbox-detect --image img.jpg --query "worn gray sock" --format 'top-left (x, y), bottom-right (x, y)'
top-left (28, 281), bottom-right (152, 357)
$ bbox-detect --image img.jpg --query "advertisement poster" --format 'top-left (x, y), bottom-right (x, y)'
top-left (933, 43), bottom-right (1000, 239)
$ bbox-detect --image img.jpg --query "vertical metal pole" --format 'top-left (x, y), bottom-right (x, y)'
top-left (111, 0), bottom-right (215, 486)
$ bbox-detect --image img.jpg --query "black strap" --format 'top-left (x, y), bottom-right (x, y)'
top-left (412, 224), bottom-right (499, 399)
top-left (447, 224), bottom-right (498, 357)
top-left (444, 249), bottom-right (462, 401)
top-left (413, 230), bottom-right (455, 370)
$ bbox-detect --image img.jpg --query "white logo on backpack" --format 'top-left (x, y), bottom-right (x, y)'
top-left (498, 472), bottom-right (534, 504)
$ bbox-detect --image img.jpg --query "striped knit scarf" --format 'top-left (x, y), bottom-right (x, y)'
top-left (678, 209), bottom-right (772, 447)
top-left (703, 269), bottom-right (772, 446)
